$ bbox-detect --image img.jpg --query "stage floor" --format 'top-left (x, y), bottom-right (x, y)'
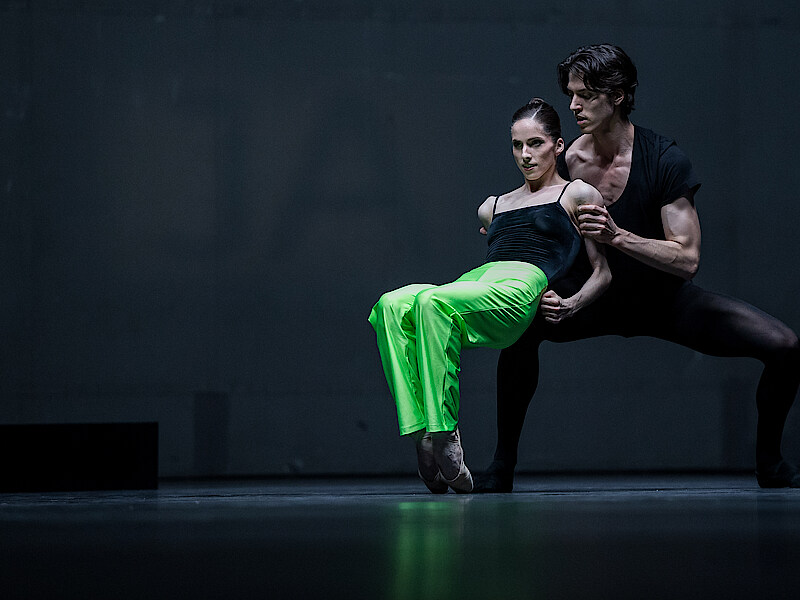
top-left (2, 474), bottom-right (799, 599)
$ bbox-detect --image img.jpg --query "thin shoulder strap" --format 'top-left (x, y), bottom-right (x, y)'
top-left (555, 180), bottom-right (574, 204)
top-left (492, 194), bottom-right (501, 218)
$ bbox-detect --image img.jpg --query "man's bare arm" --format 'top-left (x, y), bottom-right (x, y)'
top-left (577, 196), bottom-right (701, 279)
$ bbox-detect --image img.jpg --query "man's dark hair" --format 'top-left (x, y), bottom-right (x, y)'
top-left (557, 44), bottom-right (638, 117)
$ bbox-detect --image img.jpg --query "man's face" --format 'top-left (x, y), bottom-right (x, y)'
top-left (566, 72), bottom-right (618, 133)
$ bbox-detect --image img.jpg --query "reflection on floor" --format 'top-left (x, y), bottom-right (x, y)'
top-left (1, 474), bottom-right (799, 599)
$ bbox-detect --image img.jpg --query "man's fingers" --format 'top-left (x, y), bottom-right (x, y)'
top-left (577, 204), bottom-right (605, 215)
top-left (578, 214), bottom-right (606, 225)
top-left (579, 226), bottom-right (601, 237)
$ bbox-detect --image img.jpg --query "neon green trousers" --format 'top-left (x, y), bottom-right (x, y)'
top-left (368, 261), bottom-right (548, 435)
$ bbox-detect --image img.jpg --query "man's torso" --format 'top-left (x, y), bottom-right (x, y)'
top-left (564, 134), bottom-right (632, 206)
top-left (554, 125), bottom-right (693, 298)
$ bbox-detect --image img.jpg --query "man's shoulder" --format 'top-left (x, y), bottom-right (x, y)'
top-left (635, 125), bottom-right (677, 152)
top-left (634, 125), bottom-right (692, 164)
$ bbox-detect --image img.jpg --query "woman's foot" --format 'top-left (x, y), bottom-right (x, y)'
top-left (412, 430), bottom-right (448, 494)
top-left (431, 428), bottom-right (473, 493)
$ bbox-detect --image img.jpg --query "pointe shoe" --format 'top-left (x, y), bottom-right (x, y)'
top-left (440, 459), bottom-right (473, 494)
top-left (415, 431), bottom-right (448, 494)
top-left (419, 469), bottom-right (449, 494)
top-left (432, 428), bottom-right (473, 493)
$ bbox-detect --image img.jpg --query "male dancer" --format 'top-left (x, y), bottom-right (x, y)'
top-left (476, 44), bottom-right (800, 492)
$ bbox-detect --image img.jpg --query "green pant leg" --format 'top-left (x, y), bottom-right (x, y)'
top-left (369, 283), bottom-right (435, 434)
top-left (413, 262), bottom-right (547, 433)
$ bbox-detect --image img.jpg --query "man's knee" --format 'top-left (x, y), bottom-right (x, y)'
top-left (780, 327), bottom-right (800, 358)
top-left (765, 323), bottom-right (800, 365)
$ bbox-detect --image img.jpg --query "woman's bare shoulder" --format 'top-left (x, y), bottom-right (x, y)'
top-left (478, 195), bottom-right (496, 226)
top-left (565, 179), bottom-right (604, 206)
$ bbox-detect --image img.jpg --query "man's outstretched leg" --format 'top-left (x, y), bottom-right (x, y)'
top-left (659, 284), bottom-right (800, 487)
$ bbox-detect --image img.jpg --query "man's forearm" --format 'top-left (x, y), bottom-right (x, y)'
top-left (609, 228), bottom-right (699, 279)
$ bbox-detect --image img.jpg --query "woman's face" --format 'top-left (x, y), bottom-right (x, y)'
top-left (511, 119), bottom-right (563, 182)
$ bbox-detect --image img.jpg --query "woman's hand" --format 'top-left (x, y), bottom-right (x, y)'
top-left (539, 290), bottom-right (575, 323)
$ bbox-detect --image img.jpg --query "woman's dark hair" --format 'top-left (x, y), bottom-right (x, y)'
top-left (557, 44), bottom-right (638, 117)
top-left (511, 97), bottom-right (562, 143)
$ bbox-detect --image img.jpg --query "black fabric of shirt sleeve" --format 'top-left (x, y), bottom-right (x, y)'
top-left (654, 136), bottom-right (702, 207)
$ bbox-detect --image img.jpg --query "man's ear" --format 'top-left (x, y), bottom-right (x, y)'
top-left (612, 90), bottom-right (625, 106)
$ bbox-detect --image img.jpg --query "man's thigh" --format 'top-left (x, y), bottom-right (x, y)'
top-left (647, 283), bottom-right (796, 360)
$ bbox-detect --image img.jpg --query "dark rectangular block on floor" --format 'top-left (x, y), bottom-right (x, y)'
top-left (0, 422), bottom-right (158, 492)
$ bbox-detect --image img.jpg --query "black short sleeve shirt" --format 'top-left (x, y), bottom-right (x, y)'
top-left (556, 126), bottom-right (701, 296)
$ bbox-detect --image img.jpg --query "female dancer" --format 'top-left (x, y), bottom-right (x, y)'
top-left (369, 98), bottom-right (611, 493)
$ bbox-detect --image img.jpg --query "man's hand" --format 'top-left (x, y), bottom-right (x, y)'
top-left (479, 226), bottom-right (487, 235)
top-left (577, 204), bottom-right (620, 244)
top-left (539, 290), bottom-right (575, 324)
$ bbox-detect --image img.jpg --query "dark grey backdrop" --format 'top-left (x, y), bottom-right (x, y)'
top-left (2, 1), bottom-right (799, 477)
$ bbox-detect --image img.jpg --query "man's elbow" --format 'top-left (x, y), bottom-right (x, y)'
top-left (683, 251), bottom-right (700, 280)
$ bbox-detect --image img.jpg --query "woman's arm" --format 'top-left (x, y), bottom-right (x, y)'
top-left (539, 180), bottom-right (611, 323)
top-left (539, 238), bottom-right (610, 323)
top-left (477, 196), bottom-right (495, 231)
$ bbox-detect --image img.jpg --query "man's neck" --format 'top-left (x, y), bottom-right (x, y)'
top-left (590, 119), bottom-right (635, 162)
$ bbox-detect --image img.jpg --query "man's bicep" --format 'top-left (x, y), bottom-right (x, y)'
top-left (661, 196), bottom-right (701, 247)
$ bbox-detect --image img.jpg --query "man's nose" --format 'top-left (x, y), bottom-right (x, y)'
top-left (570, 96), bottom-right (580, 112)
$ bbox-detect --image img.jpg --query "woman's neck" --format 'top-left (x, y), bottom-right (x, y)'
top-left (523, 171), bottom-right (564, 193)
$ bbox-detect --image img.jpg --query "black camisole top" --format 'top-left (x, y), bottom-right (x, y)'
top-left (485, 182), bottom-right (581, 282)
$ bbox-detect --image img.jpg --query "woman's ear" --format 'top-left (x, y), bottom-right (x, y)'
top-left (555, 137), bottom-right (565, 156)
